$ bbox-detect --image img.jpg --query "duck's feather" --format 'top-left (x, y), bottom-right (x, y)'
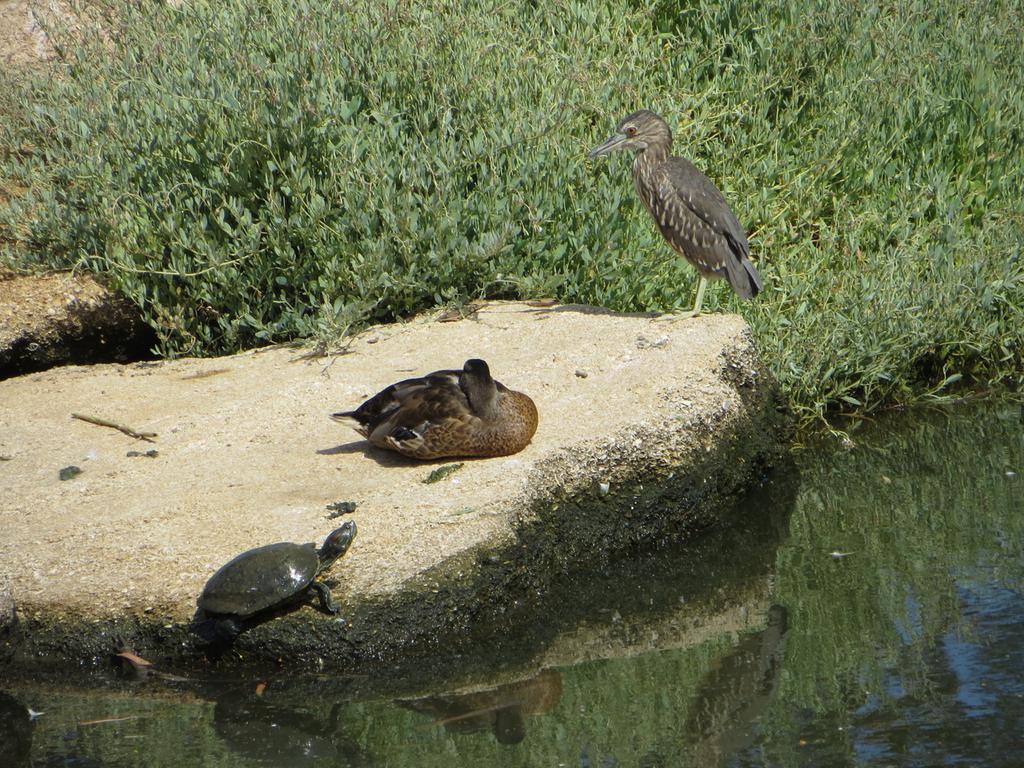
top-left (332, 363), bottom-right (538, 460)
top-left (332, 370), bottom-right (467, 436)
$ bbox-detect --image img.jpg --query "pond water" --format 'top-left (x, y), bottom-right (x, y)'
top-left (2, 402), bottom-right (1022, 767)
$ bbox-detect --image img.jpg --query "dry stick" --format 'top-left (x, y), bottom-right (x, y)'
top-left (78, 716), bottom-right (145, 727)
top-left (71, 413), bottom-right (157, 443)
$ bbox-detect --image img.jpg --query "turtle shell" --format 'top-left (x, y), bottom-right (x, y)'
top-left (199, 542), bottom-right (321, 618)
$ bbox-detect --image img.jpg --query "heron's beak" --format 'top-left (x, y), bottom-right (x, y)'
top-left (588, 132), bottom-right (628, 158)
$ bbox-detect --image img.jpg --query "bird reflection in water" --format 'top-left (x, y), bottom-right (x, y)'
top-left (684, 605), bottom-right (789, 748)
top-left (640, 605), bottom-right (789, 766)
top-left (396, 668), bottom-right (562, 745)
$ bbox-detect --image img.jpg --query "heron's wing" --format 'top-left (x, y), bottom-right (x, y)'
top-left (656, 158), bottom-right (749, 258)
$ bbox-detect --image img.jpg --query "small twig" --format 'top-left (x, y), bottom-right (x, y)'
top-left (418, 703), bottom-right (516, 729)
top-left (78, 715), bottom-right (145, 727)
top-left (71, 413), bottom-right (157, 443)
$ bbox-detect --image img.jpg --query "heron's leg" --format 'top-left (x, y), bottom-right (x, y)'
top-left (653, 275), bottom-right (708, 320)
top-left (689, 276), bottom-right (708, 317)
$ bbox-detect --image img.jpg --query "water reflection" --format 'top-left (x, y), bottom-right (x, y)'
top-left (683, 604), bottom-right (788, 758)
top-left (213, 686), bottom-right (371, 766)
top-left (3, 403), bottom-right (1023, 767)
top-left (0, 691), bottom-right (32, 767)
top-left (397, 669), bottom-right (562, 745)
top-left (842, 582), bottom-right (1024, 768)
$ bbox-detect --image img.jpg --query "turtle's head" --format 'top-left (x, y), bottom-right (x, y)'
top-left (319, 520), bottom-right (357, 565)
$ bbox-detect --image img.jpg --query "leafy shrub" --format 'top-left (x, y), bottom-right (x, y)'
top-left (1, 0), bottom-right (1022, 423)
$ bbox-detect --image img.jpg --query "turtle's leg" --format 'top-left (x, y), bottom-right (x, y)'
top-left (213, 617), bottom-right (242, 644)
top-left (310, 581), bottom-right (338, 614)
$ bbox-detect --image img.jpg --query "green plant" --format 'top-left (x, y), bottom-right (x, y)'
top-left (1, 0), bottom-right (1021, 423)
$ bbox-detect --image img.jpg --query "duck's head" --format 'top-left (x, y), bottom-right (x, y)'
top-left (461, 358), bottom-right (498, 415)
top-left (462, 358), bottom-right (492, 382)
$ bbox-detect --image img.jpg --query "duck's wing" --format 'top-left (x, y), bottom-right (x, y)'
top-left (331, 369), bottom-right (470, 437)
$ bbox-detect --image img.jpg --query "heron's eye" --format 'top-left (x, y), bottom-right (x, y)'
top-left (625, 125), bottom-right (637, 137)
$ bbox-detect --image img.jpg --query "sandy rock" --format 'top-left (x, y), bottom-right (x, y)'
top-left (0, 302), bottom-right (787, 667)
top-left (0, 0), bottom-right (103, 66)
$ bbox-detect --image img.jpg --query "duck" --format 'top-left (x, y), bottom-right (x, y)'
top-left (331, 359), bottom-right (538, 460)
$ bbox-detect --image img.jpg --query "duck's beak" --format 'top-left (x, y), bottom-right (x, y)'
top-left (588, 132), bottom-right (628, 158)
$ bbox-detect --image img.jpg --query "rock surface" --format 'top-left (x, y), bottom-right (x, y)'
top-left (0, 0), bottom-right (100, 67)
top-left (0, 302), bottom-right (787, 667)
top-left (0, 270), bottom-right (154, 378)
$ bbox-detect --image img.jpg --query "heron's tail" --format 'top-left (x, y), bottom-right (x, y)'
top-left (726, 256), bottom-right (763, 300)
top-left (742, 257), bottom-right (763, 299)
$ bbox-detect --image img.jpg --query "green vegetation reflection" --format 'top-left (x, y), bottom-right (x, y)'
top-left (7, 403), bottom-right (1022, 766)
top-left (345, 405), bottom-right (1024, 766)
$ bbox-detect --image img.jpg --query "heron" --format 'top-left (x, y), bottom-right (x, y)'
top-left (588, 109), bottom-right (762, 316)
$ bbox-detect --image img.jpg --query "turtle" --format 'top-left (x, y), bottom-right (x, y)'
top-left (198, 521), bottom-right (356, 642)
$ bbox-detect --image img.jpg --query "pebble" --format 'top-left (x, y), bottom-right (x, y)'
top-left (59, 465), bottom-right (82, 481)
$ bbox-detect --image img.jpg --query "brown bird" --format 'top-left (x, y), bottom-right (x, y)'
top-left (589, 109), bottom-right (762, 316)
top-left (331, 359), bottom-right (538, 460)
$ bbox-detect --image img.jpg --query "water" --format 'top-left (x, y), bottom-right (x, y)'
top-left (2, 403), bottom-right (1022, 767)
